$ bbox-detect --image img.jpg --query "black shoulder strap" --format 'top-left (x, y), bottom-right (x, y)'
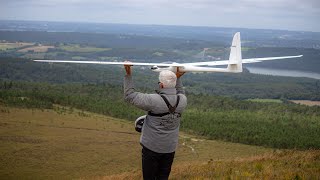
top-left (160, 95), bottom-right (180, 114)
top-left (148, 94), bottom-right (181, 117)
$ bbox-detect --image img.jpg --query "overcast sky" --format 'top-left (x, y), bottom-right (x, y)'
top-left (0, 0), bottom-right (319, 32)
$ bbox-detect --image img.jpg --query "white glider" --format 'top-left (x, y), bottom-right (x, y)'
top-left (34, 32), bottom-right (303, 73)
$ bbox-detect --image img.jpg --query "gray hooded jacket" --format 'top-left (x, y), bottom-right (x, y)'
top-left (124, 75), bottom-right (187, 153)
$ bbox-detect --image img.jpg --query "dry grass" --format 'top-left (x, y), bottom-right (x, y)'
top-left (174, 150), bottom-right (320, 179)
top-left (291, 100), bottom-right (320, 106)
top-left (0, 105), bottom-right (272, 179)
top-left (0, 106), bottom-right (141, 179)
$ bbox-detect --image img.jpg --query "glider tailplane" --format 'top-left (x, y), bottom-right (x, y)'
top-left (227, 32), bottom-right (242, 73)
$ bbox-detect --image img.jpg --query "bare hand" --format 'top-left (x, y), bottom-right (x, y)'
top-left (124, 60), bottom-right (132, 75)
top-left (176, 67), bottom-right (185, 78)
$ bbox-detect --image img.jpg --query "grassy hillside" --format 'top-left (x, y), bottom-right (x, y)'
top-left (1, 81), bottom-right (320, 149)
top-left (0, 105), bottom-right (270, 179)
top-left (0, 106), bottom-right (141, 179)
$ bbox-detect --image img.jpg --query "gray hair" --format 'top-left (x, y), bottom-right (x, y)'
top-left (159, 70), bottom-right (177, 88)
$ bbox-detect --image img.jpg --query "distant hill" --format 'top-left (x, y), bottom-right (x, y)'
top-left (243, 47), bottom-right (320, 74)
top-left (0, 30), bottom-right (215, 49)
top-left (1, 20), bottom-right (320, 48)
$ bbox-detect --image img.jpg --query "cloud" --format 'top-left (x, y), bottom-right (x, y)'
top-left (0, 0), bottom-right (319, 31)
top-left (1, 0), bottom-right (319, 13)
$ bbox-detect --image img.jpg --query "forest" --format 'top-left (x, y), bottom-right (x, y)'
top-left (1, 57), bottom-right (320, 100)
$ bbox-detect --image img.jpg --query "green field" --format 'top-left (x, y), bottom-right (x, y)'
top-left (72, 56), bottom-right (88, 60)
top-left (241, 47), bottom-right (256, 51)
top-left (58, 44), bottom-right (111, 52)
top-left (247, 98), bottom-right (283, 103)
top-left (0, 105), bottom-right (271, 179)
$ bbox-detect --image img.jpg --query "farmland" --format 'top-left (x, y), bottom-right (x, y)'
top-left (0, 42), bottom-right (34, 51)
top-left (18, 45), bottom-right (54, 53)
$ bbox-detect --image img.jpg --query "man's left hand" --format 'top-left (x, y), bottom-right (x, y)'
top-left (176, 67), bottom-right (185, 78)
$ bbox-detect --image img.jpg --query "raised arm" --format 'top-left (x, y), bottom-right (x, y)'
top-left (123, 64), bottom-right (154, 111)
top-left (175, 78), bottom-right (185, 95)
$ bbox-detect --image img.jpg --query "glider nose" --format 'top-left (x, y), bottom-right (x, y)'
top-left (151, 66), bottom-right (163, 72)
top-left (151, 66), bottom-right (158, 70)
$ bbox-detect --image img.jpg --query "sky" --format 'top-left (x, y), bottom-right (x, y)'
top-left (0, 0), bottom-right (319, 32)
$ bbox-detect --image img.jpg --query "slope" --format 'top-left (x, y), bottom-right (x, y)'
top-left (0, 105), bottom-right (270, 179)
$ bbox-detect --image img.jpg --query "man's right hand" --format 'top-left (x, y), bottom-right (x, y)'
top-left (124, 61), bottom-right (132, 75)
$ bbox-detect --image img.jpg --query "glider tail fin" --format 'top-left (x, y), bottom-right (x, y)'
top-left (227, 32), bottom-right (242, 72)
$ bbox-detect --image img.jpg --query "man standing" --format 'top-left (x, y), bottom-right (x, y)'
top-left (124, 64), bottom-right (187, 180)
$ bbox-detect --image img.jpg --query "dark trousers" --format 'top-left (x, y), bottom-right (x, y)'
top-left (142, 146), bottom-right (175, 180)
